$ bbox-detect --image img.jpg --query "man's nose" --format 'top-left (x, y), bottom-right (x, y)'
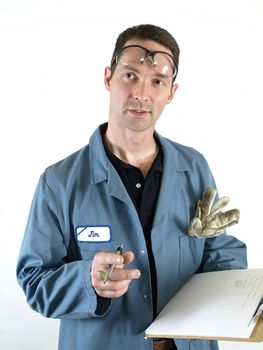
top-left (132, 81), bottom-right (149, 102)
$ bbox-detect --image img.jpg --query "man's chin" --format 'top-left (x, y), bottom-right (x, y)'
top-left (123, 118), bottom-right (155, 133)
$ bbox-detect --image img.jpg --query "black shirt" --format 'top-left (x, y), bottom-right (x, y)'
top-left (102, 132), bottom-right (163, 317)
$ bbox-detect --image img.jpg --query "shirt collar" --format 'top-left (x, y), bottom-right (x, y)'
top-left (101, 127), bottom-right (163, 174)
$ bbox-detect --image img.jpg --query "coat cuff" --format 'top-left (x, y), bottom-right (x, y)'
top-left (84, 260), bottom-right (112, 317)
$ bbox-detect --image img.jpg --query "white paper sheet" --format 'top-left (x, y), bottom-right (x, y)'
top-left (146, 269), bottom-right (263, 340)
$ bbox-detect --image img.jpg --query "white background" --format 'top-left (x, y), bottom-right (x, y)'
top-left (0, 1), bottom-right (262, 349)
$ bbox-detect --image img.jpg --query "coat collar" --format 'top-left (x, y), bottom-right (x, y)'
top-left (89, 123), bottom-right (109, 185)
top-left (89, 123), bottom-right (132, 204)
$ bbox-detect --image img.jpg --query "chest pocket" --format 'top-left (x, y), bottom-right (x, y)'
top-left (75, 225), bottom-right (115, 260)
top-left (76, 241), bottom-right (116, 260)
top-left (179, 235), bottom-right (205, 282)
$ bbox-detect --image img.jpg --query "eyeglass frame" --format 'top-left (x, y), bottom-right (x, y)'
top-left (110, 44), bottom-right (178, 83)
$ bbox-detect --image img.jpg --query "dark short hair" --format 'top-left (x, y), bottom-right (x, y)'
top-left (110, 24), bottom-right (180, 73)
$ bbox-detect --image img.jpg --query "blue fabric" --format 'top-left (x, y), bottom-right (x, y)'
top-left (17, 124), bottom-right (247, 350)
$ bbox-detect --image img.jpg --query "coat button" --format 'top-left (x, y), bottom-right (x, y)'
top-left (136, 183), bottom-right (142, 189)
top-left (141, 249), bottom-right (145, 255)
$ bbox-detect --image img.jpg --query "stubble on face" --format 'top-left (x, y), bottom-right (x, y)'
top-left (123, 99), bottom-right (155, 132)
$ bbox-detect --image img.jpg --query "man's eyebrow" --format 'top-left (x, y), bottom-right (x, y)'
top-left (154, 72), bottom-right (173, 80)
top-left (120, 64), bottom-right (141, 73)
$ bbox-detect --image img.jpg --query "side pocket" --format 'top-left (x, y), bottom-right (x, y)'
top-left (189, 339), bottom-right (219, 350)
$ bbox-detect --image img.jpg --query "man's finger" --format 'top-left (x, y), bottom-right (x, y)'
top-left (109, 268), bottom-right (141, 282)
top-left (93, 251), bottom-right (124, 266)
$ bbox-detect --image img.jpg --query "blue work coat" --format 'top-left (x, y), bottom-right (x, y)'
top-left (17, 123), bottom-right (247, 350)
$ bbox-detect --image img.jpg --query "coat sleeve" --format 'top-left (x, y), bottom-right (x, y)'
top-left (199, 233), bottom-right (247, 272)
top-left (193, 153), bottom-right (248, 272)
top-left (16, 173), bottom-right (111, 319)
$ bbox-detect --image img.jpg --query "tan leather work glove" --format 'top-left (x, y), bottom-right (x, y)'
top-left (188, 187), bottom-right (240, 238)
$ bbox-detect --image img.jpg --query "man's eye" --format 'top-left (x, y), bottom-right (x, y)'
top-left (153, 79), bottom-right (165, 87)
top-left (153, 78), bottom-right (171, 88)
top-left (124, 72), bottom-right (136, 80)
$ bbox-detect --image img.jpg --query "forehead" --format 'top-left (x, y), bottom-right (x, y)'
top-left (114, 39), bottom-right (175, 79)
top-left (124, 39), bottom-right (173, 57)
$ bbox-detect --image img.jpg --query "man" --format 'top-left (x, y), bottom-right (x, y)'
top-left (17, 24), bottom-right (247, 350)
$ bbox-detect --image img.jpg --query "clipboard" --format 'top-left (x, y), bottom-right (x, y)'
top-left (145, 269), bottom-right (263, 342)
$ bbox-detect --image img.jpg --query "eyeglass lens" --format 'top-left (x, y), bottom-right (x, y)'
top-left (116, 46), bottom-right (175, 77)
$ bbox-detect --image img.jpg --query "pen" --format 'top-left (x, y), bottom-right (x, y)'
top-left (103, 243), bottom-right (124, 284)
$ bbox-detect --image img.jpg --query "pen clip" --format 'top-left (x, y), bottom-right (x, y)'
top-left (103, 243), bottom-right (124, 283)
top-left (116, 243), bottom-right (124, 254)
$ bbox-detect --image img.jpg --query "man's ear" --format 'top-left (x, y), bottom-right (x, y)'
top-left (104, 67), bottom-right (112, 91)
top-left (166, 84), bottom-right (179, 104)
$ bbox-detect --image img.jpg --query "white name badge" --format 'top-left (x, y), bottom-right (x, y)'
top-left (75, 226), bottom-right (111, 242)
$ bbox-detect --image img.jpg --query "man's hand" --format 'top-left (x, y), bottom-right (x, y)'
top-left (90, 251), bottom-right (141, 298)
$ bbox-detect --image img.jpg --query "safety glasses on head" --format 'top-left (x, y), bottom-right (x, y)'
top-left (110, 45), bottom-right (178, 82)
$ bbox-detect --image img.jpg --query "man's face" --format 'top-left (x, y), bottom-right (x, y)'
top-left (104, 39), bottom-right (178, 133)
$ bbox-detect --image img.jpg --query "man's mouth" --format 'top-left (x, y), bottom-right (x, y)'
top-left (127, 109), bottom-right (150, 116)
